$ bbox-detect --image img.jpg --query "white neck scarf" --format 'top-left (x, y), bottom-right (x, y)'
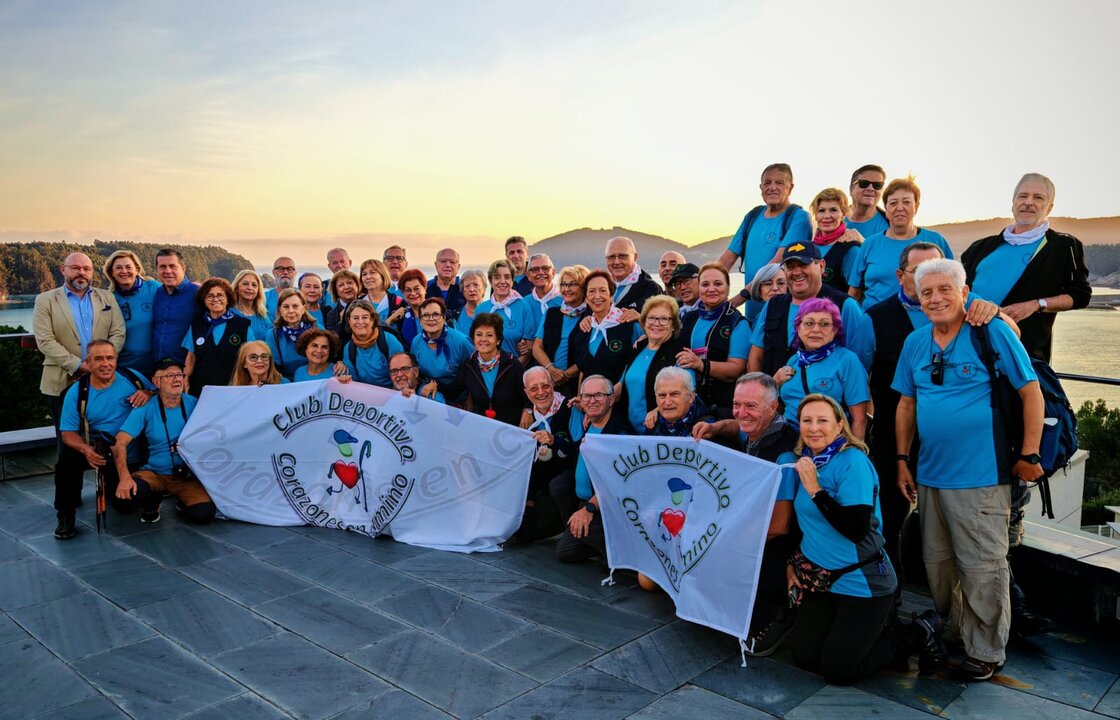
top-left (489, 289), bottom-right (523, 318)
top-left (1003, 221), bottom-right (1048, 247)
top-left (532, 286), bottom-right (560, 314)
top-left (590, 306), bottom-right (624, 344)
top-left (529, 391), bottom-right (566, 432)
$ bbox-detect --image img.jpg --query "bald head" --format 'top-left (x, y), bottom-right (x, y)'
top-left (60, 253), bottom-right (94, 294)
top-left (658, 251), bottom-right (686, 286)
top-left (605, 236), bottom-right (638, 282)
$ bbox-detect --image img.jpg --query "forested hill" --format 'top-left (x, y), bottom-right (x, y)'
top-left (0, 241), bottom-right (252, 298)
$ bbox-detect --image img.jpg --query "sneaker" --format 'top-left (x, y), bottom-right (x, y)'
top-left (957, 656), bottom-right (1003, 682)
top-left (744, 609), bottom-right (795, 658)
top-left (913, 610), bottom-right (947, 675)
top-left (53, 512), bottom-right (78, 540)
top-left (140, 507), bottom-right (162, 524)
top-left (1012, 607), bottom-right (1054, 638)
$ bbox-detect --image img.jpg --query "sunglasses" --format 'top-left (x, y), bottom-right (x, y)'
top-left (855, 179), bottom-right (885, 190)
top-left (930, 351), bottom-right (945, 386)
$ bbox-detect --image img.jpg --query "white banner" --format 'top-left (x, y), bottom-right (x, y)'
top-left (583, 435), bottom-right (781, 639)
top-left (177, 379), bottom-right (536, 552)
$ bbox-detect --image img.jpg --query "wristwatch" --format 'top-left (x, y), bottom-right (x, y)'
top-left (1037, 297), bottom-right (1049, 310)
top-left (1018, 453), bottom-right (1042, 465)
top-left (583, 501), bottom-right (598, 515)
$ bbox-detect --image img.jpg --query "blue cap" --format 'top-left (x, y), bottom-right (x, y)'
top-left (332, 429), bottom-right (359, 445)
top-left (781, 242), bottom-right (822, 265)
top-left (667, 477), bottom-right (692, 493)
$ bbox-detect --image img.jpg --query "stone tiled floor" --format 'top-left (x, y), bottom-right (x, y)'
top-left (1, 453), bottom-right (1119, 719)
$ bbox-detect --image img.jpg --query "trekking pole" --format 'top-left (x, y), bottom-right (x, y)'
top-left (95, 465), bottom-right (107, 534)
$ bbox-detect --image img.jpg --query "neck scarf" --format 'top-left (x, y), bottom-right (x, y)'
top-left (615, 264), bottom-right (643, 289)
top-left (351, 329), bottom-right (379, 350)
top-left (477, 353), bottom-right (500, 372)
top-left (679, 299), bottom-right (701, 317)
top-left (1003, 221), bottom-right (1049, 247)
top-left (560, 301), bottom-right (586, 318)
top-left (533, 286), bottom-right (561, 313)
top-left (204, 309), bottom-right (235, 327)
top-left (589, 306), bottom-right (624, 344)
top-left (529, 392), bottom-right (566, 432)
top-left (699, 300), bottom-right (729, 321)
top-left (653, 399), bottom-right (705, 437)
top-left (422, 324), bottom-right (449, 358)
top-left (813, 223), bottom-right (847, 246)
top-left (117, 277), bottom-right (144, 297)
top-left (897, 286), bottom-right (922, 310)
top-left (489, 289), bottom-right (523, 318)
top-left (280, 321), bottom-right (312, 343)
top-left (803, 435), bottom-right (848, 468)
top-left (797, 339), bottom-right (839, 366)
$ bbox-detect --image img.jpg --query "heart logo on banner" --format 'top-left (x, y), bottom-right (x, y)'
top-left (333, 461), bottom-right (360, 488)
top-left (660, 509), bottom-right (686, 537)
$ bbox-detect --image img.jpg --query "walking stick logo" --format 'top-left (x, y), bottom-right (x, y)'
top-left (327, 429), bottom-right (371, 511)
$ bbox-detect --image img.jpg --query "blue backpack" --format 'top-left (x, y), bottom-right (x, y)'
top-left (971, 322), bottom-right (1079, 519)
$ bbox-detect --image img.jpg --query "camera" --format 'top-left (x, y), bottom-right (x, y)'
top-left (172, 463), bottom-right (197, 483)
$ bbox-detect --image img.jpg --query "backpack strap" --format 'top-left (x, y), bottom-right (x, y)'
top-left (77, 374), bottom-right (92, 444)
top-left (735, 206), bottom-right (766, 273)
top-left (118, 367), bottom-right (148, 391)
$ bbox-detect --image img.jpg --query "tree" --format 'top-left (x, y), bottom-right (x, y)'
top-left (1077, 399), bottom-right (1120, 493)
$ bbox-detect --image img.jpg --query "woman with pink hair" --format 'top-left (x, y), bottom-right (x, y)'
top-left (773, 298), bottom-right (869, 440)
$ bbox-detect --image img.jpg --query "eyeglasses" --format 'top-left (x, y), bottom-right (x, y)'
top-left (419, 312), bottom-right (444, 321)
top-left (605, 254), bottom-right (631, 262)
top-left (388, 366), bottom-right (415, 375)
top-left (273, 266), bottom-right (296, 273)
top-left (159, 372), bottom-right (185, 380)
top-left (559, 282), bottom-right (580, 289)
top-left (645, 316), bottom-right (672, 326)
top-left (800, 320), bottom-right (833, 330)
top-left (855, 179), bottom-right (885, 190)
top-left (204, 294), bottom-right (226, 301)
top-left (579, 391), bottom-right (611, 402)
top-left (930, 351), bottom-right (945, 386)
top-left (383, 255), bottom-right (406, 262)
top-left (528, 266), bottom-right (552, 274)
top-left (247, 353), bottom-right (272, 362)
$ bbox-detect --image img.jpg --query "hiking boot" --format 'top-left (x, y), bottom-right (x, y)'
top-left (53, 512), bottom-right (78, 540)
top-left (957, 656), bottom-right (1003, 682)
top-left (745, 608), bottom-right (796, 658)
top-left (913, 610), bottom-right (947, 675)
top-left (140, 507), bottom-right (162, 524)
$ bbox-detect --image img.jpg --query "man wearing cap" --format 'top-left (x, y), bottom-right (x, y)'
top-left (658, 251), bottom-right (686, 296)
top-left (668, 263), bottom-right (701, 318)
top-left (748, 242), bottom-right (873, 375)
top-left (112, 360), bottom-right (216, 526)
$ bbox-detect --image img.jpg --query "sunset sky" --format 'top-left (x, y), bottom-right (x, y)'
top-left (0, 0), bottom-right (1116, 266)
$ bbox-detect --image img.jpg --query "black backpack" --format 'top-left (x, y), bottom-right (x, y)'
top-left (971, 322), bottom-right (1078, 519)
top-left (733, 204), bottom-right (802, 273)
top-left (77, 368), bottom-right (151, 458)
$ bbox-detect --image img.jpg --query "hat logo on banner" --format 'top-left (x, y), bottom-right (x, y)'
top-left (616, 444), bottom-right (730, 592)
top-left (271, 392), bottom-right (418, 535)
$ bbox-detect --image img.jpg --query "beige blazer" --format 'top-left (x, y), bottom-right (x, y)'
top-left (32, 286), bottom-right (126, 396)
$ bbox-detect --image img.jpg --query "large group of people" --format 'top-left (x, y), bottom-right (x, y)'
top-left (32, 166), bottom-right (1091, 687)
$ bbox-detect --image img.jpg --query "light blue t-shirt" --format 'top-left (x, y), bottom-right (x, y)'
top-left (120, 394), bottom-right (199, 475)
top-left (779, 348), bottom-right (870, 426)
top-left (623, 347), bottom-right (657, 432)
top-left (266, 328), bottom-right (311, 379)
top-left (180, 320), bottom-right (236, 353)
top-left (727, 205), bottom-right (813, 282)
top-left (342, 334), bottom-right (405, 388)
top-left (891, 321), bottom-right (1037, 489)
top-left (481, 365), bottom-right (498, 397)
top-left (233, 308), bottom-right (274, 341)
top-left (569, 408), bottom-right (604, 501)
top-left (780, 448), bottom-right (896, 598)
top-left (846, 212), bottom-right (889, 240)
top-left (114, 279), bottom-right (161, 374)
top-left (750, 296), bottom-right (874, 370)
top-left (968, 238), bottom-right (1045, 306)
top-left (850, 228), bottom-right (954, 308)
top-left (60, 371), bottom-right (155, 465)
top-left (535, 312), bottom-right (580, 370)
top-left (410, 328), bottom-right (474, 387)
top-left (293, 365), bottom-right (334, 382)
top-left (454, 307), bottom-right (478, 337)
top-left (524, 294), bottom-right (563, 340)
top-left (476, 297), bottom-right (536, 355)
top-left (308, 307), bottom-right (326, 327)
top-left (688, 315), bottom-right (750, 360)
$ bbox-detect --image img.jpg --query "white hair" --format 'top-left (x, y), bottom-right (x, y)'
top-left (654, 366), bottom-right (695, 393)
top-left (460, 268), bottom-right (488, 291)
top-left (522, 366), bottom-right (551, 387)
top-left (915, 259), bottom-right (966, 293)
top-left (1014, 172), bottom-right (1056, 204)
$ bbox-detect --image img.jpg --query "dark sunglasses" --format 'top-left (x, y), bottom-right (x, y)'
top-left (930, 351), bottom-right (945, 386)
top-left (855, 179), bottom-right (885, 190)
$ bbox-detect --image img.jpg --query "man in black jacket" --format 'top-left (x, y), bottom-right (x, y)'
top-left (604, 236), bottom-right (663, 317)
top-left (961, 173), bottom-right (1091, 363)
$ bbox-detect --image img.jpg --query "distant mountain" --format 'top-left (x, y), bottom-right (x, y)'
top-left (530, 227), bottom-right (689, 271)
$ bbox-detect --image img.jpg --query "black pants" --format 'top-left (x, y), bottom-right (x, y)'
top-left (53, 444), bottom-right (135, 514)
top-left (556, 513), bottom-right (605, 563)
top-left (44, 393), bottom-right (63, 453)
top-left (873, 453), bottom-right (912, 580)
top-left (790, 590), bottom-right (902, 685)
top-left (751, 532), bottom-right (801, 633)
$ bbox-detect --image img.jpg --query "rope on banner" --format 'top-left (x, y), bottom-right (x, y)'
top-left (600, 569), bottom-right (616, 586)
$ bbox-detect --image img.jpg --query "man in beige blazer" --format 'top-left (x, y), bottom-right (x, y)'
top-left (33, 252), bottom-right (126, 428)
